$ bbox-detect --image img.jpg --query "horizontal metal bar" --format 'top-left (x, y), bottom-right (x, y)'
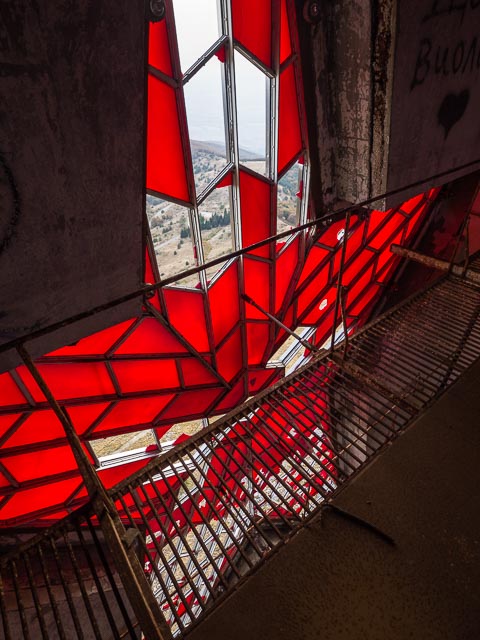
top-left (391, 244), bottom-right (480, 283)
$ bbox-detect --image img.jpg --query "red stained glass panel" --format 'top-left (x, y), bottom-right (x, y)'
top-left (278, 64), bottom-right (302, 173)
top-left (115, 318), bottom-right (187, 355)
top-left (2, 445), bottom-right (78, 483)
top-left (280, 0), bottom-right (292, 63)
top-left (148, 20), bottom-right (173, 76)
top-left (0, 373), bottom-right (26, 407)
top-left (246, 322), bottom-right (270, 365)
top-left (208, 261), bottom-right (240, 345)
top-left (3, 410), bottom-right (64, 448)
top-left (48, 319), bottom-right (136, 357)
top-left (244, 258), bottom-right (271, 320)
top-left (158, 388), bottom-right (222, 422)
top-left (164, 289), bottom-right (210, 353)
top-left (92, 396), bottom-right (174, 434)
top-left (275, 237), bottom-right (300, 312)
top-left (147, 74), bottom-right (190, 203)
top-left (231, 0), bottom-right (272, 68)
top-left (180, 358), bottom-right (218, 386)
top-left (216, 328), bottom-right (243, 382)
top-left (36, 363), bottom-right (114, 401)
top-left (240, 171), bottom-right (272, 259)
top-left (112, 359), bottom-right (179, 393)
top-left (0, 478), bottom-right (83, 523)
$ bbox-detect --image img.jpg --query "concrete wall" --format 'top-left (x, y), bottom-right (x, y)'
top-left (304, 0), bottom-right (480, 211)
top-left (0, 1), bottom-right (146, 372)
top-left (388, 0), bottom-right (480, 203)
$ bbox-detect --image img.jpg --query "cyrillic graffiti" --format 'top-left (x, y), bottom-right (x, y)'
top-left (411, 35), bottom-right (480, 89)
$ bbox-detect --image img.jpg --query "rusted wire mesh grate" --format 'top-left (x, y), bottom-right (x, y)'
top-left (2, 275), bottom-right (480, 638)
top-left (109, 274), bottom-right (480, 636)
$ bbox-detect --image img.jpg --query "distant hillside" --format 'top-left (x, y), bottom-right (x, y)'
top-left (191, 139), bottom-right (264, 161)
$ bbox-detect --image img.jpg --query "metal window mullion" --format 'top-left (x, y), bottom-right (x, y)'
top-left (188, 207), bottom-right (207, 288)
top-left (147, 467), bottom-right (218, 599)
top-left (270, 0), bottom-right (280, 183)
top-left (298, 155), bottom-right (311, 226)
top-left (191, 438), bottom-right (277, 549)
top-left (229, 413), bottom-right (316, 515)
top-left (233, 41), bottom-right (275, 78)
top-left (285, 380), bottom-right (374, 470)
top-left (182, 35), bottom-right (229, 84)
top-left (120, 489), bottom-right (190, 629)
top-left (165, 0), bottom-right (200, 292)
top-left (268, 390), bottom-right (350, 480)
top-left (206, 428), bottom-right (291, 535)
top-left (169, 453), bottom-right (243, 582)
top-left (249, 404), bottom-right (331, 500)
top-left (181, 448), bottom-right (262, 565)
top-left (220, 0), bottom-right (242, 251)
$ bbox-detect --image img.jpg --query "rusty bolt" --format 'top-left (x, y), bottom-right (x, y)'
top-left (304, 1), bottom-right (321, 23)
top-left (149, 0), bottom-right (166, 21)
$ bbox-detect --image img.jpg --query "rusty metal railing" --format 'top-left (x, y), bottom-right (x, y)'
top-left (0, 504), bottom-right (141, 639)
top-left (2, 272), bottom-right (480, 638)
top-left (108, 273), bottom-right (480, 636)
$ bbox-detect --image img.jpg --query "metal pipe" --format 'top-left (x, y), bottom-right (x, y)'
top-left (16, 346), bottom-right (172, 640)
top-left (241, 294), bottom-right (319, 352)
top-left (391, 244), bottom-right (480, 284)
top-left (3, 168), bottom-right (469, 358)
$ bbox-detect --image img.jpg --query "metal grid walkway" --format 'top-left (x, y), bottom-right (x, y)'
top-left (1, 273), bottom-right (480, 638)
top-left (111, 274), bottom-right (480, 635)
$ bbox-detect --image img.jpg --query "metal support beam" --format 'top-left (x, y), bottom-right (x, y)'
top-left (331, 212), bottom-right (351, 352)
top-left (241, 293), bottom-right (319, 352)
top-left (16, 345), bottom-right (172, 640)
top-left (391, 244), bottom-right (480, 285)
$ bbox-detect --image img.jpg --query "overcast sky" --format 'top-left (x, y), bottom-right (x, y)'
top-left (174, 0), bottom-right (267, 154)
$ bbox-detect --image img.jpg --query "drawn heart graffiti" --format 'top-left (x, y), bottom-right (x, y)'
top-left (437, 89), bottom-right (470, 139)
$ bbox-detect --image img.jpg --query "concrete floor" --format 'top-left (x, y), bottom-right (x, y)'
top-left (187, 358), bottom-right (480, 640)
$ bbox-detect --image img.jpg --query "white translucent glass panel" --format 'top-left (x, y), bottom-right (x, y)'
top-left (172, 0), bottom-right (221, 71)
top-left (277, 162), bottom-right (301, 234)
top-left (235, 51), bottom-right (268, 176)
top-left (184, 56), bottom-right (228, 193)
top-left (146, 195), bottom-right (199, 287)
top-left (198, 186), bottom-right (233, 281)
